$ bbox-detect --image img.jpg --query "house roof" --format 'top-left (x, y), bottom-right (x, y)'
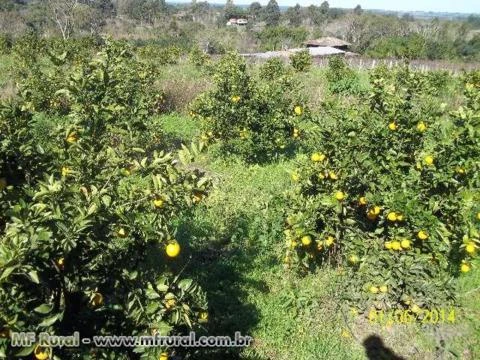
top-left (304, 37), bottom-right (351, 47)
top-left (242, 46), bottom-right (346, 59)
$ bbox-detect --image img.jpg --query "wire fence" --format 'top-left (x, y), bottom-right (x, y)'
top-left (243, 53), bottom-right (480, 73)
top-left (313, 56), bottom-right (480, 73)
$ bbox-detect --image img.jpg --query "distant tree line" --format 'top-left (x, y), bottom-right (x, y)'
top-left (0, 0), bottom-right (479, 61)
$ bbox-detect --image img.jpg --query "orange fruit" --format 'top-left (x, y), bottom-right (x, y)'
top-left (153, 198), bottom-right (164, 208)
top-left (465, 242), bottom-right (476, 254)
top-left (461, 263), bottom-right (471, 273)
top-left (401, 239), bottom-right (411, 249)
top-left (387, 212), bottom-right (397, 221)
top-left (417, 231), bottom-right (428, 240)
top-left (391, 241), bottom-right (401, 251)
top-left (424, 155), bottom-right (434, 166)
top-left (91, 292), bottom-right (104, 307)
top-left (311, 153), bottom-right (325, 162)
top-left (34, 345), bottom-right (51, 360)
top-left (301, 235), bottom-right (312, 246)
top-left (388, 122), bottom-right (397, 131)
top-left (325, 236), bottom-right (335, 246)
top-left (417, 122), bottom-right (427, 132)
top-left (166, 241), bottom-right (181, 258)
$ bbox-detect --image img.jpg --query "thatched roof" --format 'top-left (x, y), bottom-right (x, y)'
top-left (304, 37), bottom-right (351, 47)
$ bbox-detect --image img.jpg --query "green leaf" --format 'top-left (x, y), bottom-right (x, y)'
top-left (0, 266), bottom-right (16, 282)
top-left (34, 304), bottom-right (54, 314)
top-left (156, 321), bottom-right (172, 336)
top-left (15, 345), bottom-right (35, 357)
top-left (39, 313), bottom-right (61, 327)
top-left (101, 195), bottom-right (112, 207)
top-left (28, 270), bottom-right (40, 284)
top-left (157, 284), bottom-right (169, 292)
top-left (36, 144), bottom-right (45, 154)
top-left (178, 279), bottom-right (193, 291)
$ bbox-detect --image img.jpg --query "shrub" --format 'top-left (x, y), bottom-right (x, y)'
top-left (0, 39), bottom-right (210, 359)
top-left (0, 34), bottom-right (12, 55)
top-left (365, 34), bottom-right (427, 59)
top-left (256, 26), bottom-right (308, 51)
top-left (423, 70), bottom-right (451, 96)
top-left (138, 45), bottom-right (182, 65)
top-left (189, 45), bottom-right (210, 68)
top-left (289, 50), bottom-right (312, 72)
top-left (259, 57), bottom-right (287, 81)
top-left (14, 38), bottom-right (163, 119)
top-left (325, 56), bottom-right (363, 95)
top-left (283, 67), bottom-right (479, 316)
top-left (190, 52), bottom-right (310, 163)
top-left (205, 39), bottom-right (226, 55)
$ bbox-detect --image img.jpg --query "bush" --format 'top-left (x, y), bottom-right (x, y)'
top-left (325, 56), bottom-right (363, 95)
top-left (283, 67), bottom-right (479, 316)
top-left (289, 50), bottom-right (312, 72)
top-left (0, 34), bottom-right (12, 55)
top-left (0, 39), bottom-right (210, 359)
top-left (138, 45), bottom-right (182, 65)
top-left (365, 34), bottom-right (427, 59)
top-left (189, 45), bottom-right (210, 68)
top-left (256, 26), bottom-right (308, 51)
top-left (13, 38), bottom-right (164, 119)
top-left (205, 39), bottom-right (226, 55)
top-left (190, 52), bottom-right (310, 163)
top-left (259, 57), bottom-right (287, 81)
top-left (423, 70), bottom-right (451, 96)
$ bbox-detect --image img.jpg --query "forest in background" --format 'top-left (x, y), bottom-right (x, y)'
top-left (0, 0), bottom-right (480, 61)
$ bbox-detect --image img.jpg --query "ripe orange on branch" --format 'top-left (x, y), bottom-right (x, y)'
top-left (166, 241), bottom-right (181, 258)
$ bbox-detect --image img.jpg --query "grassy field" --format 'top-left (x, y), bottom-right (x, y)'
top-left (159, 113), bottom-right (480, 360)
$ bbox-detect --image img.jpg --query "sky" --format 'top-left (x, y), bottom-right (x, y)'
top-left (176, 0), bottom-right (480, 14)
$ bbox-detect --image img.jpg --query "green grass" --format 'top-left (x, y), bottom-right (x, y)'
top-left (161, 113), bottom-right (480, 360)
top-left (453, 257), bottom-right (480, 357)
top-left (159, 113), bottom-right (201, 140)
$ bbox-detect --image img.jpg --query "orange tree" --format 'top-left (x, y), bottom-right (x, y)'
top-left (0, 39), bottom-right (209, 359)
top-left (289, 50), bottom-right (312, 72)
top-left (283, 66), bottom-right (479, 315)
top-left (190, 53), bottom-right (310, 163)
top-left (325, 57), bottom-right (364, 96)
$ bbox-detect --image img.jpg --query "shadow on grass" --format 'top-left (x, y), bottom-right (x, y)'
top-left (176, 216), bottom-right (270, 360)
top-left (363, 335), bottom-right (405, 360)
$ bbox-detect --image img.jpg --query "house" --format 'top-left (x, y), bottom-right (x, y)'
top-left (304, 37), bottom-right (352, 51)
top-left (226, 18), bottom-right (248, 26)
